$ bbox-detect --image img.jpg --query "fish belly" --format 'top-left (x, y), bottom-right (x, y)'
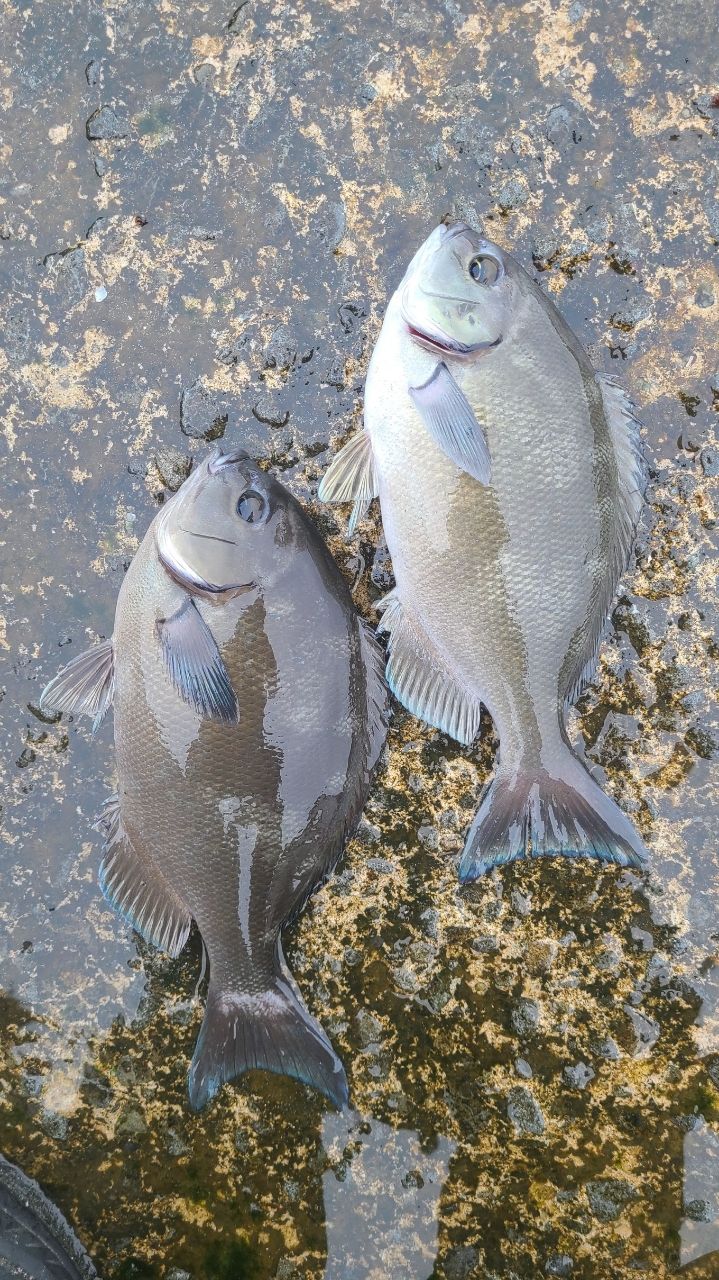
top-left (372, 376), bottom-right (605, 767)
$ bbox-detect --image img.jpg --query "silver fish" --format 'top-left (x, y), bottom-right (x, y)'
top-left (0, 1154), bottom-right (97, 1279)
top-left (42, 449), bottom-right (387, 1109)
top-left (319, 221), bottom-right (647, 879)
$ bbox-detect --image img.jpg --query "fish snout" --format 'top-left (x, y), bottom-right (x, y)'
top-left (443, 220), bottom-right (474, 241)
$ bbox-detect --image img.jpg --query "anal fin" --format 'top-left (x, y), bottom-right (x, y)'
top-left (377, 591), bottom-right (482, 746)
top-left (95, 795), bottom-right (191, 958)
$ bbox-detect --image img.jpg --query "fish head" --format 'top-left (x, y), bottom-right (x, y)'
top-left (400, 221), bottom-right (518, 360)
top-left (155, 448), bottom-right (286, 597)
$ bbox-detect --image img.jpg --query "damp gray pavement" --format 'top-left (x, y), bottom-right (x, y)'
top-left (0, 1), bottom-right (718, 1277)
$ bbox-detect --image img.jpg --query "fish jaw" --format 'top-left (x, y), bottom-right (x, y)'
top-left (403, 320), bottom-right (501, 361)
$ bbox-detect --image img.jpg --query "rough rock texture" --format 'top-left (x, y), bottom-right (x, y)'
top-left (0, 1), bottom-right (718, 1278)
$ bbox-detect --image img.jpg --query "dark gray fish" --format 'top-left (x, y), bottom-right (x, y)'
top-left (41, 449), bottom-right (387, 1109)
top-left (0, 1155), bottom-right (97, 1280)
top-left (319, 221), bottom-right (648, 879)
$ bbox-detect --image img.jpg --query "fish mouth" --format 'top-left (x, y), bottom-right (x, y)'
top-left (163, 556), bottom-right (257, 599)
top-left (208, 446), bottom-right (251, 473)
top-left (406, 322), bottom-right (501, 360)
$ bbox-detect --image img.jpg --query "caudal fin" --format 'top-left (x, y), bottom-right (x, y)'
top-left (459, 749), bottom-right (647, 882)
top-left (188, 971), bottom-right (349, 1111)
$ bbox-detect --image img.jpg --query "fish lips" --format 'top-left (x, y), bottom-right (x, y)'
top-left (158, 528), bottom-right (257, 600)
top-left (401, 280), bottom-right (502, 360)
top-left (404, 320), bottom-right (501, 360)
top-left (402, 310), bottom-right (501, 361)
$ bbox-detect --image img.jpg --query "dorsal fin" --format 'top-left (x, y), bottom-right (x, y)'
top-left (564, 374), bottom-right (647, 705)
top-left (596, 372), bottom-right (647, 559)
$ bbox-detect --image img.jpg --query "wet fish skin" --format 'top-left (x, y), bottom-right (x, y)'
top-left (319, 222), bottom-right (647, 877)
top-left (42, 449), bottom-right (387, 1109)
top-left (0, 1154), bottom-right (97, 1280)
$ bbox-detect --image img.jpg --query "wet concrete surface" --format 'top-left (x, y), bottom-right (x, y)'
top-left (0, 0), bottom-right (718, 1276)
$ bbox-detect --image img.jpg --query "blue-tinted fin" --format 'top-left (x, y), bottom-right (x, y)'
top-left (318, 430), bottom-right (378, 530)
top-left (156, 597), bottom-right (238, 723)
top-left (459, 748), bottom-right (648, 881)
top-left (377, 590), bottom-right (482, 746)
top-left (409, 361), bottom-right (491, 485)
top-left (95, 794), bottom-right (191, 957)
top-left (188, 947), bottom-right (348, 1111)
top-left (40, 636), bottom-right (114, 733)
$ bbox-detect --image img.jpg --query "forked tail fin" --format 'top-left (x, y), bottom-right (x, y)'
top-left (459, 747), bottom-right (647, 882)
top-left (188, 967), bottom-right (348, 1111)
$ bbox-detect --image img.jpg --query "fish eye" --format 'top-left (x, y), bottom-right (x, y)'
top-left (236, 489), bottom-right (267, 524)
top-left (469, 255), bottom-right (500, 285)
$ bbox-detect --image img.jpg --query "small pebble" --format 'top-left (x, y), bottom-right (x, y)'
top-left (417, 824), bottom-right (439, 851)
top-left (496, 175), bottom-right (529, 210)
top-left (511, 997), bottom-right (541, 1037)
top-left (586, 1176), bottom-right (636, 1221)
top-left (563, 1062), bottom-right (595, 1090)
top-left (700, 447), bottom-right (719, 477)
top-left (507, 1085), bottom-right (545, 1136)
top-left (94, 284), bottom-right (107, 302)
top-left (545, 1257), bottom-right (574, 1278)
top-left (86, 104), bottom-right (128, 141)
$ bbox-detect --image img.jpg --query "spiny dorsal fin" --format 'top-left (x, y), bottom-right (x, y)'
top-left (318, 430), bottom-right (378, 533)
top-left (40, 637), bottom-right (114, 733)
top-left (377, 591), bottom-right (482, 746)
top-left (596, 372), bottom-right (647, 554)
top-left (95, 795), bottom-right (191, 958)
top-left (409, 361), bottom-right (492, 485)
top-left (157, 597), bottom-right (239, 723)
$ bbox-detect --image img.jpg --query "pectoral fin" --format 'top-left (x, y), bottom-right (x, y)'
top-left (318, 430), bottom-right (378, 532)
top-left (156, 598), bottom-right (238, 723)
top-left (40, 637), bottom-right (114, 733)
top-left (409, 361), bottom-right (492, 485)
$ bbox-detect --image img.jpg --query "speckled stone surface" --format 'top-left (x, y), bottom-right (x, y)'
top-left (0, 2), bottom-right (717, 1277)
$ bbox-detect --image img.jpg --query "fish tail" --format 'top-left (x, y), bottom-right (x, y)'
top-left (188, 963), bottom-right (349, 1111)
top-left (458, 746), bottom-right (648, 881)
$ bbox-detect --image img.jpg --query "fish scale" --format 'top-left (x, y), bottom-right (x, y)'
top-left (42, 449), bottom-right (387, 1109)
top-left (320, 221), bottom-right (647, 877)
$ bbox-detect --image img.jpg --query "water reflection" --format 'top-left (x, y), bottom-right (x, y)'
top-left (647, 759), bottom-right (719, 1267)
top-left (681, 1118), bottom-right (719, 1267)
top-left (322, 1112), bottom-right (455, 1280)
